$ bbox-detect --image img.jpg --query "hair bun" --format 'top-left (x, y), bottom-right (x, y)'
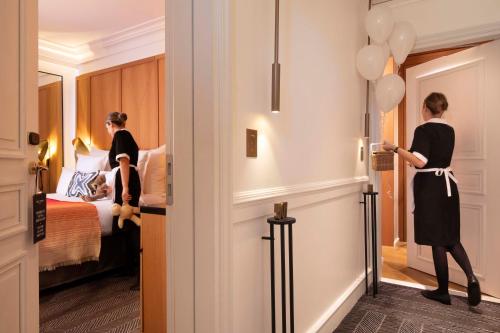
top-left (119, 113), bottom-right (128, 122)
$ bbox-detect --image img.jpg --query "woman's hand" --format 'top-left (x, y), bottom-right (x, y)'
top-left (382, 141), bottom-right (396, 152)
top-left (122, 187), bottom-right (132, 203)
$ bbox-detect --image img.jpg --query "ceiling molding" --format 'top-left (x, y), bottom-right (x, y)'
top-left (414, 21), bottom-right (500, 53)
top-left (39, 16), bottom-right (165, 66)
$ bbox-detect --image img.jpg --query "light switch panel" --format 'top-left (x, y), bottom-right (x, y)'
top-left (246, 129), bottom-right (257, 157)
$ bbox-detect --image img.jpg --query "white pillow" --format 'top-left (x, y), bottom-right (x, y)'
top-left (143, 145), bottom-right (166, 195)
top-left (89, 148), bottom-right (111, 170)
top-left (89, 147), bottom-right (108, 157)
top-left (76, 154), bottom-right (108, 172)
top-left (140, 193), bottom-right (166, 206)
top-left (137, 150), bottom-right (150, 184)
top-left (56, 167), bottom-right (75, 195)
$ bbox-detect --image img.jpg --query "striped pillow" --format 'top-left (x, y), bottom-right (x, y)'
top-left (66, 171), bottom-right (99, 197)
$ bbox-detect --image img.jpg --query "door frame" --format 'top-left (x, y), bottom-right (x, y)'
top-left (373, 35), bottom-right (500, 284)
top-left (166, 0), bottom-right (233, 332)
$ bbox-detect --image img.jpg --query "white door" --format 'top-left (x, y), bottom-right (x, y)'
top-left (406, 39), bottom-right (500, 297)
top-left (0, 0), bottom-right (40, 332)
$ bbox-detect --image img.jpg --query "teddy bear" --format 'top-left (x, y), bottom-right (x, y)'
top-left (81, 174), bottom-right (110, 202)
top-left (112, 203), bottom-right (141, 229)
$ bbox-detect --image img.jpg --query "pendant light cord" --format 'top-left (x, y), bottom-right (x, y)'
top-left (364, 0), bottom-right (372, 138)
top-left (274, 0), bottom-right (280, 64)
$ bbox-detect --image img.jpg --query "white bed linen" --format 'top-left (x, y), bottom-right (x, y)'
top-left (46, 193), bottom-right (166, 235)
top-left (47, 193), bottom-right (114, 236)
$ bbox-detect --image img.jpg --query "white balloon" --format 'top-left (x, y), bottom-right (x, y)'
top-left (365, 6), bottom-right (394, 44)
top-left (356, 45), bottom-right (386, 81)
top-left (375, 74), bottom-right (405, 112)
top-left (377, 42), bottom-right (391, 65)
top-left (388, 21), bottom-right (416, 65)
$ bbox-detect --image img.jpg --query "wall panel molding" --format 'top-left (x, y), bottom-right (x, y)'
top-left (0, 251), bottom-right (27, 333)
top-left (0, 184), bottom-right (27, 240)
top-left (454, 169), bottom-right (485, 195)
top-left (233, 176), bottom-right (368, 223)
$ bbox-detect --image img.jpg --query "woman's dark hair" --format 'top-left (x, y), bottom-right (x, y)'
top-left (424, 92), bottom-right (448, 115)
top-left (106, 112), bottom-right (127, 127)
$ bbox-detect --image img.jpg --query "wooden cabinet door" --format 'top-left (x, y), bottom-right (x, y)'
top-left (91, 69), bottom-right (121, 149)
top-left (158, 56), bottom-right (166, 146)
top-left (141, 211), bottom-right (167, 332)
top-left (76, 76), bottom-right (91, 145)
top-left (38, 81), bottom-right (63, 193)
top-left (122, 60), bottom-right (159, 149)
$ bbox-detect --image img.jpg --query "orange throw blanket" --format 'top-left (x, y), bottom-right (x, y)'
top-left (39, 199), bottom-right (101, 271)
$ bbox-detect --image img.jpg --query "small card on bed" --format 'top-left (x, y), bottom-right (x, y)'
top-left (33, 192), bottom-right (46, 243)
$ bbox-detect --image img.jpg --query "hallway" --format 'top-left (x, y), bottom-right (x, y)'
top-left (335, 283), bottom-right (500, 333)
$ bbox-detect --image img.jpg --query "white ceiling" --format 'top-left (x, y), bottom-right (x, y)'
top-left (39, 0), bottom-right (165, 47)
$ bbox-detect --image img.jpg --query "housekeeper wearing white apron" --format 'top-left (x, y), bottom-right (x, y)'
top-left (106, 111), bottom-right (141, 290)
top-left (383, 92), bottom-right (481, 307)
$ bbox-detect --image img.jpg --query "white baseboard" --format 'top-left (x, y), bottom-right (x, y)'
top-left (306, 270), bottom-right (372, 333)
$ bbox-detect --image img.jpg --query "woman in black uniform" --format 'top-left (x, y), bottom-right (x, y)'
top-left (383, 92), bottom-right (481, 306)
top-left (106, 112), bottom-right (141, 289)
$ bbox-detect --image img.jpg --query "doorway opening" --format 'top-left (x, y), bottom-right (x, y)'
top-left (379, 43), bottom-right (487, 295)
top-left (37, 1), bottom-right (168, 332)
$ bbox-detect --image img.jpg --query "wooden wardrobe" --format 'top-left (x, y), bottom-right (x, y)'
top-left (38, 80), bottom-right (63, 193)
top-left (76, 55), bottom-right (166, 150)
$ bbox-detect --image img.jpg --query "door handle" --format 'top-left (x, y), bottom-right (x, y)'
top-left (29, 162), bottom-right (49, 193)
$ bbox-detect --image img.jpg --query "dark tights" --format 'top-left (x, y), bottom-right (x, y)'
top-left (432, 242), bottom-right (475, 293)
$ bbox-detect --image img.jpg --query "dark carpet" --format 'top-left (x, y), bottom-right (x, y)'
top-left (335, 283), bottom-right (500, 333)
top-left (40, 274), bottom-right (140, 333)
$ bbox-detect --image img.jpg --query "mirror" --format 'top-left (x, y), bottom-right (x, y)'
top-left (38, 71), bottom-right (63, 193)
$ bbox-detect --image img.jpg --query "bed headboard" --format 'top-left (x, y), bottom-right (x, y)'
top-left (76, 54), bottom-right (166, 151)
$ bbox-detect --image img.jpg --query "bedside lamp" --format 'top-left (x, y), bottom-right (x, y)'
top-left (72, 137), bottom-right (90, 161)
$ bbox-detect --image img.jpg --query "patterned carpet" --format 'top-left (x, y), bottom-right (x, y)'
top-left (335, 283), bottom-right (500, 333)
top-left (40, 274), bottom-right (140, 333)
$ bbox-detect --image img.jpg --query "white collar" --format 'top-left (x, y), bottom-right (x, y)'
top-left (425, 117), bottom-right (449, 125)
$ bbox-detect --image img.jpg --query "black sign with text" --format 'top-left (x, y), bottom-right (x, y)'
top-left (33, 192), bottom-right (46, 243)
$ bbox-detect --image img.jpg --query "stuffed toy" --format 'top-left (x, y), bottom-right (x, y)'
top-left (112, 203), bottom-right (141, 228)
top-left (81, 174), bottom-right (109, 202)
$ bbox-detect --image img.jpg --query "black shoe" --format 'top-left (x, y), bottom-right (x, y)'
top-left (421, 289), bottom-right (451, 305)
top-left (468, 276), bottom-right (481, 306)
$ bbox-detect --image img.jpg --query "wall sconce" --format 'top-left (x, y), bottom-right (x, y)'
top-left (38, 140), bottom-right (49, 163)
top-left (271, 0), bottom-right (281, 113)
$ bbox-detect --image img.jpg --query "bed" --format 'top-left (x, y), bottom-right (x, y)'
top-left (39, 146), bottom-right (166, 290)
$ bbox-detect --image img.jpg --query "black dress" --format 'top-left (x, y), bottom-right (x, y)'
top-left (109, 129), bottom-right (141, 272)
top-left (410, 120), bottom-right (460, 246)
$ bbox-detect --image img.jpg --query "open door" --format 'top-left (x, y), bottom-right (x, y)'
top-left (406, 39), bottom-right (500, 297)
top-left (0, 0), bottom-right (40, 332)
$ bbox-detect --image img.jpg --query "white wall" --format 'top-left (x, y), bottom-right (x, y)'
top-left (378, 0), bottom-right (500, 52)
top-left (231, 0), bottom-right (369, 332)
top-left (38, 60), bottom-right (78, 168)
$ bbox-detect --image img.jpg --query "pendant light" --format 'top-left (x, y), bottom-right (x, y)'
top-left (271, 0), bottom-right (280, 113)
